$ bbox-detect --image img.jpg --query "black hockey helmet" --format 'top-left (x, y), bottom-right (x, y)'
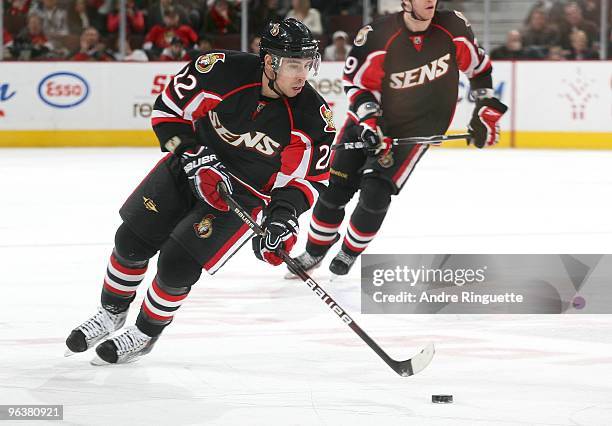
top-left (259, 18), bottom-right (320, 72)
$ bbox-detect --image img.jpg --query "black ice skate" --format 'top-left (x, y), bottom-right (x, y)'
top-left (329, 250), bottom-right (358, 277)
top-left (284, 251), bottom-right (325, 279)
top-left (65, 307), bottom-right (128, 356)
top-left (91, 326), bottom-right (158, 365)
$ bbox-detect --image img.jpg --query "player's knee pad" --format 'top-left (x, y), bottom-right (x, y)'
top-left (114, 222), bottom-right (157, 264)
top-left (156, 238), bottom-right (202, 289)
top-left (318, 183), bottom-right (357, 210)
top-left (358, 177), bottom-right (392, 214)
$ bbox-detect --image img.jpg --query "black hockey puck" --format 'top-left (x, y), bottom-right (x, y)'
top-left (432, 394), bottom-right (453, 404)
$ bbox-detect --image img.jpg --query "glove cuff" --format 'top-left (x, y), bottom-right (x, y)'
top-left (470, 88), bottom-right (494, 100)
top-left (265, 204), bottom-right (298, 233)
top-left (476, 97), bottom-right (508, 114)
top-left (356, 101), bottom-right (381, 121)
top-left (165, 135), bottom-right (198, 156)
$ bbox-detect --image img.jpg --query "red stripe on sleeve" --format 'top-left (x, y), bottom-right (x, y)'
top-left (287, 180), bottom-right (314, 206)
top-left (454, 40), bottom-right (473, 73)
top-left (358, 53), bottom-right (386, 92)
top-left (151, 117), bottom-right (192, 126)
top-left (280, 133), bottom-right (309, 176)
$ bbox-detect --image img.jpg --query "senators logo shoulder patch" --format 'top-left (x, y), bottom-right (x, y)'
top-left (195, 53), bottom-right (226, 74)
top-left (354, 25), bottom-right (373, 47)
top-left (319, 104), bottom-right (336, 133)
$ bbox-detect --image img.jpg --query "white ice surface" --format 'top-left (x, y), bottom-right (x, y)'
top-left (1, 148), bottom-right (611, 426)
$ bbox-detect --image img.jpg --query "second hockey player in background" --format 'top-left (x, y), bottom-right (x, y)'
top-left (290, 0), bottom-right (508, 277)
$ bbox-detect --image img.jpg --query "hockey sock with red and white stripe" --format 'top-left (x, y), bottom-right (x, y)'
top-left (101, 253), bottom-right (148, 314)
top-left (306, 214), bottom-right (343, 256)
top-left (341, 209), bottom-right (387, 256)
top-left (136, 276), bottom-right (190, 337)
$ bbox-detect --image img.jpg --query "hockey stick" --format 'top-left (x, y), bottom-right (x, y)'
top-left (332, 133), bottom-right (471, 151)
top-left (218, 183), bottom-right (435, 377)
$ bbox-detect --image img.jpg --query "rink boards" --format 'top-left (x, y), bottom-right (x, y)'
top-left (0, 60), bottom-right (610, 149)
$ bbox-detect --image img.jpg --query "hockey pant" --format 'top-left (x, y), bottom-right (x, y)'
top-left (101, 154), bottom-right (262, 337)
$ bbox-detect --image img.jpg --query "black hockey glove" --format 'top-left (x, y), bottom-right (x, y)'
top-left (468, 95), bottom-right (508, 148)
top-left (252, 207), bottom-right (299, 266)
top-left (356, 102), bottom-right (390, 156)
top-left (180, 145), bottom-right (233, 211)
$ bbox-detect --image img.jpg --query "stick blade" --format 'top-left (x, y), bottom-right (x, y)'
top-left (395, 342), bottom-right (435, 377)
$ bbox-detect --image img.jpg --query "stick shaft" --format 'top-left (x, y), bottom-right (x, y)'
top-left (219, 186), bottom-right (408, 375)
top-left (332, 133), bottom-right (471, 151)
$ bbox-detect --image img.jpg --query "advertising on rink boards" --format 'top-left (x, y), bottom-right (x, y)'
top-left (0, 61), bottom-right (610, 148)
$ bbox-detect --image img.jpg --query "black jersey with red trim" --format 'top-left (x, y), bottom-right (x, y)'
top-left (343, 10), bottom-right (493, 138)
top-left (151, 50), bottom-right (335, 216)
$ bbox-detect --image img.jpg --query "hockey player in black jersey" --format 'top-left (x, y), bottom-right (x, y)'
top-left (64, 18), bottom-right (335, 364)
top-left (289, 0), bottom-right (508, 277)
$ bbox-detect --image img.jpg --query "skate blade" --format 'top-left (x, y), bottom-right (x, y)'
top-left (283, 265), bottom-right (320, 280)
top-left (90, 354), bottom-right (111, 366)
top-left (64, 348), bottom-right (78, 357)
top-left (283, 271), bottom-right (300, 280)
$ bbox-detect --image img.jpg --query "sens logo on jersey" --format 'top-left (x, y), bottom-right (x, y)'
top-left (354, 25), bottom-right (373, 47)
top-left (194, 214), bottom-right (214, 239)
top-left (319, 105), bottom-right (335, 133)
top-left (209, 111), bottom-right (281, 156)
top-left (195, 53), bottom-right (225, 74)
top-left (389, 53), bottom-right (451, 89)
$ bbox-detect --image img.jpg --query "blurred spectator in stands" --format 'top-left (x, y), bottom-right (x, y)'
top-left (71, 26), bottom-right (114, 60)
top-left (113, 35), bottom-right (148, 61)
top-left (567, 29), bottom-right (599, 59)
top-left (249, 35), bottom-right (261, 55)
top-left (187, 35), bottom-right (212, 58)
top-left (286, 0), bottom-right (323, 35)
top-left (203, 0), bottom-right (239, 35)
top-left (67, 0), bottom-right (93, 35)
top-left (559, 1), bottom-right (598, 50)
top-left (546, 45), bottom-right (567, 60)
top-left (147, 0), bottom-right (188, 30)
top-left (106, 0), bottom-right (145, 34)
top-left (6, 0), bottom-right (32, 15)
top-left (314, 0), bottom-right (361, 16)
top-left (28, 0), bottom-right (69, 37)
top-left (250, 0), bottom-right (282, 36)
top-left (522, 7), bottom-right (560, 50)
top-left (491, 30), bottom-right (527, 60)
top-left (323, 30), bottom-right (350, 61)
top-left (578, 0), bottom-right (600, 25)
top-left (531, 0), bottom-right (566, 28)
top-left (10, 14), bottom-right (54, 59)
top-left (143, 7), bottom-right (197, 58)
top-left (159, 35), bottom-right (190, 60)
top-left (174, 0), bottom-right (207, 31)
top-left (196, 35), bottom-right (212, 51)
top-left (3, 29), bottom-right (15, 59)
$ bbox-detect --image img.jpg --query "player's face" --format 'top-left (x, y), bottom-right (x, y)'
top-left (275, 58), bottom-right (313, 97)
top-left (404, 0), bottom-right (437, 20)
